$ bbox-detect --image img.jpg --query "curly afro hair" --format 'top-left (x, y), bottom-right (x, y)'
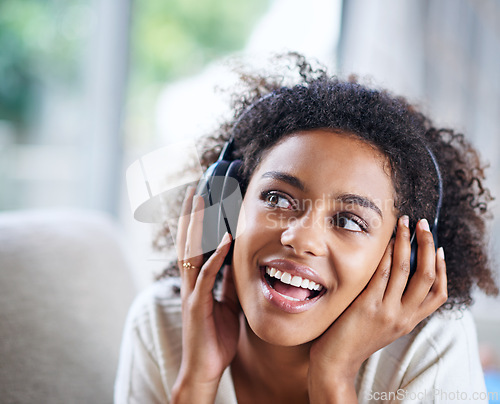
top-left (159, 52), bottom-right (498, 310)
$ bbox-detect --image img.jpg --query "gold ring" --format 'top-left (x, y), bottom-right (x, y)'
top-left (182, 261), bottom-right (197, 270)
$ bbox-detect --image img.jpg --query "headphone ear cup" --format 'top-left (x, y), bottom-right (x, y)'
top-left (195, 159), bottom-right (243, 264)
top-left (408, 223), bottom-right (439, 275)
top-left (218, 160), bottom-right (243, 236)
top-left (196, 160), bottom-right (230, 255)
top-left (218, 160), bottom-right (243, 265)
top-left (409, 232), bottom-right (418, 274)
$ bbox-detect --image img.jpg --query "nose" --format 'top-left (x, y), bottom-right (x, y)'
top-left (280, 211), bottom-right (327, 257)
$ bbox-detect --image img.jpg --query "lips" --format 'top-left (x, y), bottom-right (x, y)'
top-left (259, 259), bottom-right (327, 313)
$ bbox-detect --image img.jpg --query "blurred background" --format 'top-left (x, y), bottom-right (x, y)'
top-left (1, 0), bottom-right (500, 400)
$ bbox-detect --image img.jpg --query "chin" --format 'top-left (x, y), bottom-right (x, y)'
top-left (242, 306), bottom-right (329, 348)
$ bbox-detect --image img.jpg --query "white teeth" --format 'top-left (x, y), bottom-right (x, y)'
top-left (281, 272), bottom-right (292, 284)
top-left (291, 276), bottom-right (302, 287)
top-left (265, 266), bottom-right (324, 292)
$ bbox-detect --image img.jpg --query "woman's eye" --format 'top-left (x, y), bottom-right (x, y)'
top-left (262, 192), bottom-right (295, 210)
top-left (332, 214), bottom-right (366, 232)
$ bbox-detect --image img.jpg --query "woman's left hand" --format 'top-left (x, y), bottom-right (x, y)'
top-left (308, 216), bottom-right (448, 403)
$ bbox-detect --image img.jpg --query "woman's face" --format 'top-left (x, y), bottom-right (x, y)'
top-left (232, 129), bottom-right (398, 346)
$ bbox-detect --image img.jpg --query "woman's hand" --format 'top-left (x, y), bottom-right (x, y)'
top-left (171, 187), bottom-right (241, 404)
top-left (308, 216), bottom-right (448, 403)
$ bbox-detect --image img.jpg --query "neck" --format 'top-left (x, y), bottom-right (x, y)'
top-left (231, 315), bottom-right (311, 403)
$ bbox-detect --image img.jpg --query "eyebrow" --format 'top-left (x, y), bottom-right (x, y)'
top-left (261, 171), bottom-right (383, 219)
top-left (334, 193), bottom-right (383, 219)
top-left (261, 171), bottom-right (305, 191)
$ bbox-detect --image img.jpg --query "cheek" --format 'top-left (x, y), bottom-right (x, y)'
top-left (235, 199), bottom-right (280, 244)
top-left (232, 200), bottom-right (286, 289)
top-left (233, 200), bottom-right (266, 265)
top-left (333, 237), bottom-right (390, 292)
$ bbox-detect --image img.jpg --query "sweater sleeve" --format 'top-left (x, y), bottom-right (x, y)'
top-left (114, 312), bottom-right (169, 403)
top-left (356, 310), bottom-right (488, 403)
top-left (114, 278), bottom-right (238, 404)
top-left (114, 279), bottom-right (182, 404)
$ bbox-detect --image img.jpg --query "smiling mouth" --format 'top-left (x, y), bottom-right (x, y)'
top-left (262, 266), bottom-right (326, 301)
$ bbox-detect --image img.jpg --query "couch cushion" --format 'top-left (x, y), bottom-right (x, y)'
top-left (0, 209), bottom-right (137, 404)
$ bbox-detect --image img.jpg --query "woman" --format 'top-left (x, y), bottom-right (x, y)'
top-left (115, 54), bottom-right (498, 403)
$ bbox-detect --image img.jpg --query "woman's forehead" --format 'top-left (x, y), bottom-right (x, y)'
top-left (257, 129), bottom-right (390, 178)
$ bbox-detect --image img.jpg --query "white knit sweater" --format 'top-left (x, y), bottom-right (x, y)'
top-left (115, 278), bottom-right (488, 404)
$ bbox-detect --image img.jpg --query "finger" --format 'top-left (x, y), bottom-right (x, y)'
top-left (363, 238), bottom-right (395, 298)
top-left (219, 264), bottom-right (240, 313)
top-left (182, 195), bottom-right (206, 293)
top-left (384, 215), bottom-right (411, 302)
top-left (176, 186), bottom-right (196, 262)
top-left (401, 219), bottom-right (436, 307)
top-left (419, 247), bottom-right (448, 315)
top-left (194, 232), bottom-right (232, 297)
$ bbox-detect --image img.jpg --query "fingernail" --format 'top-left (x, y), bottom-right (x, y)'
top-left (437, 247), bottom-right (445, 260)
top-left (419, 218), bottom-right (430, 232)
top-left (400, 215), bottom-right (409, 228)
top-left (219, 232), bottom-right (231, 247)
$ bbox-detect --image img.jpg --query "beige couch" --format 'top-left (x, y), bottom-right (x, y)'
top-left (0, 210), bottom-right (137, 404)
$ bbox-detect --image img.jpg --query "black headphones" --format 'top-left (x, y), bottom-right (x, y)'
top-left (195, 139), bottom-right (243, 265)
top-left (196, 94), bottom-right (443, 273)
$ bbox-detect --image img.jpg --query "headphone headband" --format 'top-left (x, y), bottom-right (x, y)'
top-left (225, 92), bottom-right (279, 153)
top-left (424, 144), bottom-right (443, 230)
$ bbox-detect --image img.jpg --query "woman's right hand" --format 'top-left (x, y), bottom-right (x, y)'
top-left (171, 187), bottom-right (241, 404)
top-left (307, 216), bottom-right (447, 403)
